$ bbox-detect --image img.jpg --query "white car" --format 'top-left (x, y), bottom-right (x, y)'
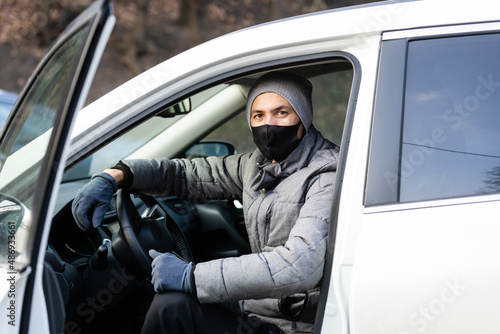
top-left (0, 89), bottom-right (18, 130)
top-left (1, 0), bottom-right (500, 333)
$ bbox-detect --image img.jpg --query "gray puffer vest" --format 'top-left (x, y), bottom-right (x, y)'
top-left (124, 126), bottom-right (339, 333)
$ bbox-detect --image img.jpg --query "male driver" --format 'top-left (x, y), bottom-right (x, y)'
top-left (72, 71), bottom-right (339, 333)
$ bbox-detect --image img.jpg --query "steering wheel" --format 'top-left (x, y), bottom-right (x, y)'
top-left (114, 190), bottom-right (194, 278)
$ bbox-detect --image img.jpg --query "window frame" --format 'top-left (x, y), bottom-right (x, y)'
top-left (365, 24), bottom-right (500, 208)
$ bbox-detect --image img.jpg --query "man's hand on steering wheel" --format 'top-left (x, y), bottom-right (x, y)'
top-left (72, 172), bottom-right (118, 230)
top-left (72, 171), bottom-right (195, 281)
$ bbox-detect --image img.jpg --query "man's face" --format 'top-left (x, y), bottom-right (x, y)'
top-left (250, 92), bottom-right (304, 138)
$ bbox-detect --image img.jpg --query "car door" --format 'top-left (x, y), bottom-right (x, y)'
top-left (176, 65), bottom-right (354, 263)
top-left (0, 1), bottom-right (114, 333)
top-left (355, 22), bottom-right (500, 333)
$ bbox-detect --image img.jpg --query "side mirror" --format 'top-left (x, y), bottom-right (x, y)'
top-left (0, 194), bottom-right (30, 266)
top-left (184, 140), bottom-right (236, 159)
top-left (157, 98), bottom-right (191, 118)
top-left (0, 194), bottom-right (25, 226)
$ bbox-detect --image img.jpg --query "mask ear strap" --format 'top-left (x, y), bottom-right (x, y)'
top-left (297, 123), bottom-right (305, 140)
top-left (252, 123), bottom-right (302, 162)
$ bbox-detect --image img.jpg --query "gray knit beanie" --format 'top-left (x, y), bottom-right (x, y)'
top-left (246, 72), bottom-right (313, 131)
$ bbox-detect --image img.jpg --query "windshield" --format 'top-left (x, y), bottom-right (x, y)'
top-left (63, 84), bottom-right (228, 182)
top-left (0, 25), bottom-right (91, 270)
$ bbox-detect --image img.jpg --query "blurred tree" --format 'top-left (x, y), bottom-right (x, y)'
top-left (0, 0), bottom-right (379, 95)
top-left (482, 165), bottom-right (500, 193)
top-left (178, 0), bottom-right (205, 47)
top-left (31, 0), bottom-right (85, 46)
top-left (121, 0), bottom-right (151, 74)
top-left (269, 0), bottom-right (283, 21)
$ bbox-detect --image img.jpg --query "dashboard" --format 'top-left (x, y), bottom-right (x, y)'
top-left (45, 192), bottom-right (200, 331)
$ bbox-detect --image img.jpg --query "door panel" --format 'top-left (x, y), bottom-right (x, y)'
top-left (358, 27), bottom-right (500, 333)
top-left (353, 199), bottom-right (500, 333)
top-left (0, 1), bottom-right (114, 333)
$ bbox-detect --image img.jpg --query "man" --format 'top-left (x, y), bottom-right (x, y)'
top-left (72, 71), bottom-right (339, 333)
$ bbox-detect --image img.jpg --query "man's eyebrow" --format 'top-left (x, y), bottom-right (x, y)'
top-left (251, 105), bottom-right (292, 113)
top-left (272, 105), bottom-right (294, 113)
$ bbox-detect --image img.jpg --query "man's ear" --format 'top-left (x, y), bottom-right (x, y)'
top-left (297, 123), bottom-right (305, 139)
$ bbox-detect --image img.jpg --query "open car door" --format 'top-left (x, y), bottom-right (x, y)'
top-left (0, 1), bottom-right (114, 333)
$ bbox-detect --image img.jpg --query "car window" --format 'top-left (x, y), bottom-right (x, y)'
top-left (63, 85), bottom-right (228, 181)
top-left (400, 34), bottom-right (500, 202)
top-left (0, 25), bottom-right (94, 269)
top-left (204, 65), bottom-right (352, 153)
top-left (366, 32), bottom-right (500, 206)
top-left (401, 33), bottom-right (500, 202)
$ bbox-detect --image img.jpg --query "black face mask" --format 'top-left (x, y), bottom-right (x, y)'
top-left (252, 122), bottom-right (302, 162)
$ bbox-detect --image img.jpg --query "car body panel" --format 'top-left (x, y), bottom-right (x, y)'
top-left (345, 19), bottom-right (500, 334)
top-left (2, 0), bottom-right (500, 333)
top-left (66, 2), bottom-right (500, 333)
top-left (353, 197), bottom-right (500, 333)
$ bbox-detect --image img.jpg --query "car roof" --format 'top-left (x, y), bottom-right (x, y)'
top-left (69, 0), bottom-right (500, 160)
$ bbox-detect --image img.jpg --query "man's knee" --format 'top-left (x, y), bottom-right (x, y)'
top-left (141, 292), bottom-right (200, 334)
top-left (149, 292), bottom-right (197, 318)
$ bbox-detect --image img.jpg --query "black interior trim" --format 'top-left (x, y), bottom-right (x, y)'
top-left (42, 263), bottom-right (66, 334)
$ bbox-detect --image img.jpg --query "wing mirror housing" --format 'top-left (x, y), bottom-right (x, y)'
top-left (157, 98), bottom-right (191, 118)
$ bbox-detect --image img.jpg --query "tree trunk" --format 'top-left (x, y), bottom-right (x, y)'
top-left (269, 0), bottom-right (283, 20)
top-left (121, 0), bottom-right (150, 75)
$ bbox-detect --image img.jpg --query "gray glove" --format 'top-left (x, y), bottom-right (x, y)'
top-left (71, 172), bottom-right (118, 230)
top-left (149, 250), bottom-right (195, 294)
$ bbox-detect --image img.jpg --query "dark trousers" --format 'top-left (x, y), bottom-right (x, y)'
top-left (140, 292), bottom-right (283, 334)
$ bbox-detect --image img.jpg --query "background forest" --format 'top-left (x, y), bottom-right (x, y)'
top-left (0, 0), bottom-right (377, 102)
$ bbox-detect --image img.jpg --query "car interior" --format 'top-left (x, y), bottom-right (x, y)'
top-left (42, 60), bottom-right (353, 333)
